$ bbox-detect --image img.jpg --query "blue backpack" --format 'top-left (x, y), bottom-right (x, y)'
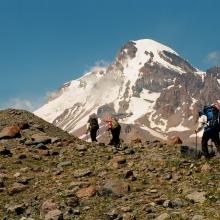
top-left (199, 105), bottom-right (220, 128)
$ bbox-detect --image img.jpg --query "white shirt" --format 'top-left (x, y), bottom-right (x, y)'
top-left (196, 115), bottom-right (207, 132)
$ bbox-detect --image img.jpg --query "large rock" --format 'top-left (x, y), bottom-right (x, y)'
top-left (31, 134), bottom-right (52, 145)
top-left (186, 191), bottom-right (206, 203)
top-left (99, 179), bottom-right (130, 198)
top-left (75, 186), bottom-right (96, 198)
top-left (41, 199), bottom-right (59, 217)
top-left (73, 168), bottom-right (92, 178)
top-left (167, 136), bottom-right (183, 145)
top-left (8, 183), bottom-right (28, 195)
top-left (0, 125), bottom-right (21, 139)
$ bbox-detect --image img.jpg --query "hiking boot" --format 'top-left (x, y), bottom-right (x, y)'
top-left (201, 151), bottom-right (215, 159)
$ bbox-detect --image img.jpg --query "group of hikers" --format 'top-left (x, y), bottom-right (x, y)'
top-left (86, 113), bottom-right (121, 147)
top-left (86, 102), bottom-right (220, 158)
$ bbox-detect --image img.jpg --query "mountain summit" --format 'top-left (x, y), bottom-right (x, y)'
top-left (34, 39), bottom-right (220, 143)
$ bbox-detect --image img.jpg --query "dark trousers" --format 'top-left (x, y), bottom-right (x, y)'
top-left (110, 125), bottom-right (121, 147)
top-left (202, 127), bottom-right (220, 157)
top-left (90, 128), bottom-right (98, 142)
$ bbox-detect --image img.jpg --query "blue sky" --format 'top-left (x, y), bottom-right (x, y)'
top-left (0, 0), bottom-right (220, 110)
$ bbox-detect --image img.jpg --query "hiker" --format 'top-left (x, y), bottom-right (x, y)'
top-left (86, 114), bottom-right (99, 142)
top-left (195, 103), bottom-right (220, 158)
top-left (107, 115), bottom-right (121, 147)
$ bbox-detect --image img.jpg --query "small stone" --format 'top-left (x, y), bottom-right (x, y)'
top-left (51, 137), bottom-right (61, 144)
top-left (75, 186), bottom-right (96, 198)
top-left (36, 143), bottom-right (48, 150)
top-left (8, 183), bottom-right (28, 195)
top-left (6, 203), bottom-right (25, 215)
top-left (186, 191), bottom-right (206, 203)
top-left (124, 148), bottom-right (135, 155)
top-left (45, 209), bottom-right (63, 220)
top-left (192, 215), bottom-right (204, 220)
top-left (73, 168), bottom-right (92, 178)
top-left (73, 209), bottom-right (80, 215)
top-left (163, 200), bottom-right (172, 208)
top-left (76, 145), bottom-right (87, 151)
top-left (99, 179), bottom-right (130, 198)
top-left (41, 199), bottom-right (59, 217)
top-left (164, 173), bottom-right (172, 180)
top-left (156, 213), bottom-right (170, 220)
top-left (122, 213), bottom-right (136, 220)
top-left (32, 154), bottom-right (42, 160)
top-left (57, 161), bottom-right (72, 169)
top-left (14, 172), bottom-right (21, 178)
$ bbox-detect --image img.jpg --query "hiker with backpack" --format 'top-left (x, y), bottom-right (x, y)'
top-left (86, 113), bottom-right (99, 142)
top-left (106, 114), bottom-right (121, 147)
top-left (195, 103), bottom-right (220, 158)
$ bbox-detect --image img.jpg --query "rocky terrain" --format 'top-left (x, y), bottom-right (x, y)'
top-left (0, 109), bottom-right (220, 219)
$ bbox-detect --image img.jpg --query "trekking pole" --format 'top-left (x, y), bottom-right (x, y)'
top-left (195, 130), bottom-right (198, 155)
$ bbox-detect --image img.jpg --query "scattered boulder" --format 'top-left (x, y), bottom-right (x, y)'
top-left (99, 179), bottom-right (130, 198)
top-left (192, 215), bottom-right (204, 220)
top-left (8, 183), bottom-right (28, 195)
top-left (156, 213), bottom-right (170, 220)
top-left (44, 209), bottom-right (63, 220)
top-left (108, 155), bottom-right (126, 169)
top-left (186, 191), bottom-right (206, 203)
top-left (6, 203), bottom-right (25, 215)
top-left (168, 136), bottom-right (182, 145)
top-left (0, 125), bottom-right (21, 139)
top-left (41, 199), bottom-right (59, 218)
top-left (75, 186), bottom-right (96, 198)
top-left (73, 168), bottom-right (92, 178)
top-left (31, 134), bottom-right (51, 145)
top-left (57, 161), bottom-right (72, 169)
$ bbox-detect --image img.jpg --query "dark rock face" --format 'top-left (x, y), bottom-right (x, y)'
top-left (134, 63), bottom-right (177, 94)
top-left (117, 41), bottom-right (137, 60)
top-left (206, 66), bottom-right (220, 77)
top-left (159, 50), bottom-right (196, 73)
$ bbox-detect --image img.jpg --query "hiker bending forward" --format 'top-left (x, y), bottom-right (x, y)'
top-left (108, 117), bottom-right (121, 147)
top-left (87, 114), bottom-right (99, 142)
top-left (195, 103), bottom-right (220, 158)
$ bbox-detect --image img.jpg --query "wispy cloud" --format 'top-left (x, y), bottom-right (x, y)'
top-left (206, 51), bottom-right (220, 65)
top-left (1, 98), bottom-right (37, 111)
top-left (1, 60), bottom-right (111, 112)
top-left (86, 60), bottom-right (110, 73)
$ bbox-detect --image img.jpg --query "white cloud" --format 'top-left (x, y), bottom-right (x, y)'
top-left (1, 98), bottom-right (36, 111)
top-left (86, 60), bottom-right (110, 73)
top-left (1, 60), bottom-right (111, 112)
top-left (206, 51), bottom-right (220, 65)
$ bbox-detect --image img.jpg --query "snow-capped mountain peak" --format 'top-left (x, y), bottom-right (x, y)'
top-left (34, 39), bottom-right (220, 143)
